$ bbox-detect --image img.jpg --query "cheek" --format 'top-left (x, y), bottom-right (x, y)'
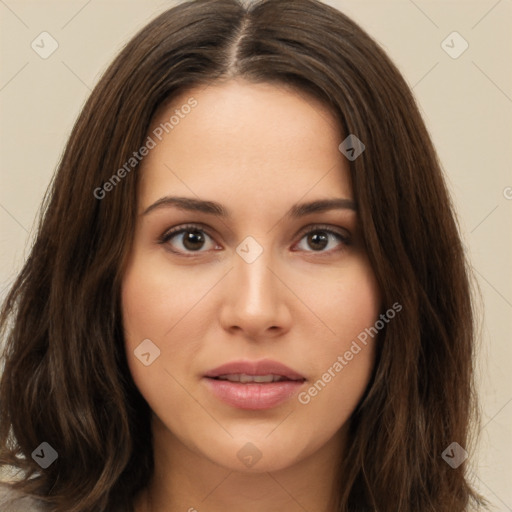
top-left (122, 275), bottom-right (167, 344)
top-left (121, 250), bottom-right (210, 342)
top-left (121, 251), bottom-right (218, 396)
top-left (296, 257), bottom-right (381, 418)
top-left (305, 256), bottom-right (382, 345)
top-left (337, 269), bottom-right (381, 340)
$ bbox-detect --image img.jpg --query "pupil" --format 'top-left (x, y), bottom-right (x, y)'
top-left (308, 232), bottom-right (328, 251)
top-left (183, 230), bottom-right (205, 250)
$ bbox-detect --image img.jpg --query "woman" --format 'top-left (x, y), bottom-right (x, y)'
top-left (0, 0), bottom-right (486, 510)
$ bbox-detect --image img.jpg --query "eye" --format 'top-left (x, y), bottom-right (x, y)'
top-left (158, 224), bottom-right (219, 254)
top-left (158, 223), bottom-right (350, 256)
top-left (293, 225), bottom-right (350, 253)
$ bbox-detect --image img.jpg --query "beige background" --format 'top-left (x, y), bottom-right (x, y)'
top-left (1, 0), bottom-right (511, 508)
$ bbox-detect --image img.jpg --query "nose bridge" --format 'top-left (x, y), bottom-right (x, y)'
top-left (233, 245), bottom-right (278, 311)
top-left (220, 240), bottom-right (291, 335)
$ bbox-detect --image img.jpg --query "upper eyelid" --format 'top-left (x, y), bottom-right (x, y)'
top-left (160, 223), bottom-right (216, 241)
top-left (295, 223), bottom-right (349, 239)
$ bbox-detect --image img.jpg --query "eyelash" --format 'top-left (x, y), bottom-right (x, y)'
top-left (157, 223), bottom-right (350, 257)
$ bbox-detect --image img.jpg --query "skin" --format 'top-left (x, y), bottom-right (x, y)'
top-left (122, 78), bottom-right (381, 512)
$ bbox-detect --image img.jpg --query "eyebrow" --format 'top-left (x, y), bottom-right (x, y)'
top-left (142, 196), bottom-right (357, 217)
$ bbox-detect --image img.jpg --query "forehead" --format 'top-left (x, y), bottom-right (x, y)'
top-left (139, 79), bottom-right (352, 210)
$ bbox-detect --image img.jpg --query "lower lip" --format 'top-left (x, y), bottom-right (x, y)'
top-left (203, 378), bottom-right (305, 410)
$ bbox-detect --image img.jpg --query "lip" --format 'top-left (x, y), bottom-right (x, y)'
top-left (203, 359), bottom-right (306, 410)
top-left (204, 359), bottom-right (305, 380)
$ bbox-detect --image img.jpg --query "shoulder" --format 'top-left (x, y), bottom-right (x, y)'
top-left (0, 481), bottom-right (46, 511)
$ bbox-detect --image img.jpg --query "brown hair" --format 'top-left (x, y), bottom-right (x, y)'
top-left (0, 0), bottom-right (486, 510)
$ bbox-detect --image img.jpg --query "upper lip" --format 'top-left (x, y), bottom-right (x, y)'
top-left (204, 359), bottom-right (305, 381)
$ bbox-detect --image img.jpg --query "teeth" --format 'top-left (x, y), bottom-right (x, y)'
top-left (217, 374), bottom-right (286, 383)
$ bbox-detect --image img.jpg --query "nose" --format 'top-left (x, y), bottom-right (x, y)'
top-left (219, 250), bottom-right (292, 340)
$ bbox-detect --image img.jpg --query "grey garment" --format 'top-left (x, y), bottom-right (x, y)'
top-left (0, 482), bottom-right (45, 511)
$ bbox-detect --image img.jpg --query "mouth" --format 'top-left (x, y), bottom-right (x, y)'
top-left (211, 373), bottom-right (304, 383)
top-left (203, 359), bottom-right (306, 410)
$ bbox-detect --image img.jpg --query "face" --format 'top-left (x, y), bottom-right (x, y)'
top-left (121, 78), bottom-right (381, 474)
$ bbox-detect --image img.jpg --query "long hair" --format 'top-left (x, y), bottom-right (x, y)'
top-left (0, 0), bottom-right (485, 510)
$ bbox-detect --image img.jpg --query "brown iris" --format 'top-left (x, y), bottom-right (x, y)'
top-left (307, 231), bottom-right (329, 251)
top-left (182, 229), bottom-right (206, 251)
